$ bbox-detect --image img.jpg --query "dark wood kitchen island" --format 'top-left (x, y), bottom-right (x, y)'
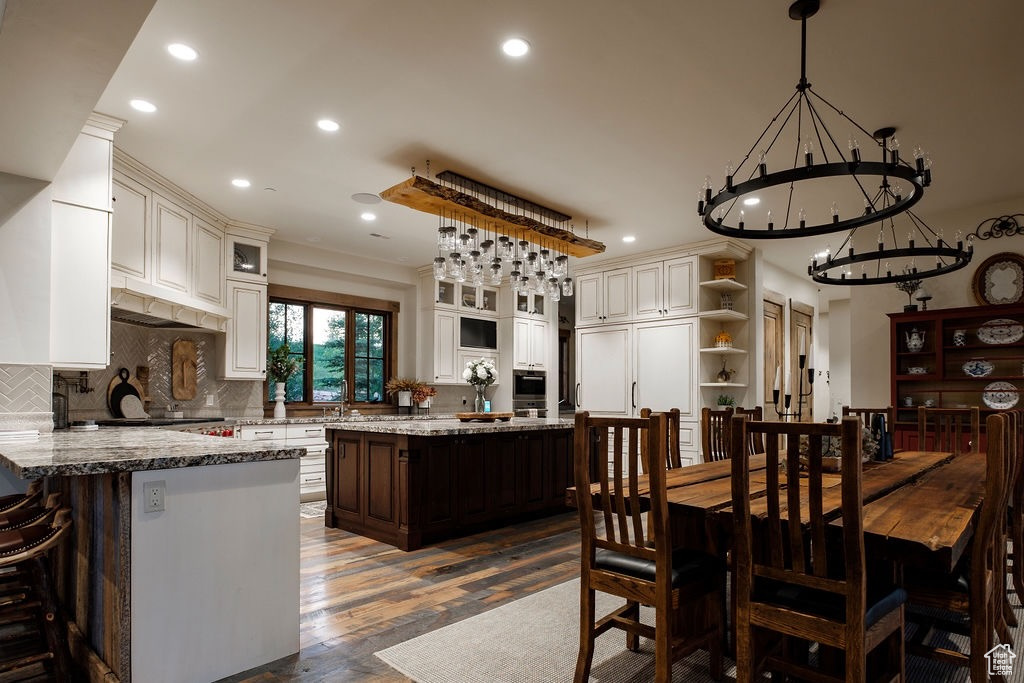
top-left (324, 417), bottom-right (578, 550)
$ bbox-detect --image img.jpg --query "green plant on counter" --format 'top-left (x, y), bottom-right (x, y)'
top-left (267, 343), bottom-right (300, 384)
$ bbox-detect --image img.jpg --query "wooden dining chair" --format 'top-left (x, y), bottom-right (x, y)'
top-left (903, 412), bottom-right (1010, 682)
top-left (917, 406), bottom-right (980, 453)
top-left (700, 406), bottom-right (764, 463)
top-left (640, 407), bottom-right (683, 469)
top-left (735, 406), bottom-right (764, 455)
top-left (573, 411), bottom-right (723, 683)
top-left (700, 407), bottom-right (733, 463)
top-left (731, 415), bottom-right (906, 683)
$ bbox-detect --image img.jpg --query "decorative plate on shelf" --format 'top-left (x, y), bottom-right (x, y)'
top-left (982, 381), bottom-right (1019, 410)
top-left (962, 359), bottom-right (994, 377)
top-left (907, 366), bottom-right (928, 375)
top-left (972, 252), bottom-right (1024, 306)
top-left (977, 318), bottom-right (1024, 345)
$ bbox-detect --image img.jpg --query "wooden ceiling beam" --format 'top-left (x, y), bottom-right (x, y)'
top-left (379, 175), bottom-right (605, 258)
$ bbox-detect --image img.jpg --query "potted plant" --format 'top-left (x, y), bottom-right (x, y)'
top-left (716, 394), bottom-right (736, 411)
top-left (411, 382), bottom-right (437, 408)
top-left (267, 343), bottom-right (300, 418)
top-left (385, 377), bottom-right (419, 407)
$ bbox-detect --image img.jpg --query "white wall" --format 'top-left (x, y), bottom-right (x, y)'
top-left (827, 299), bottom-right (852, 418)
top-left (848, 194), bottom-right (1024, 406)
top-left (267, 245), bottom-right (419, 377)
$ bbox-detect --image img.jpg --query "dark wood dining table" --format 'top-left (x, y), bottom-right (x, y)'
top-left (570, 449), bottom-right (986, 573)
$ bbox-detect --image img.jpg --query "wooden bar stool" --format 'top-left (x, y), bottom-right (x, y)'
top-left (0, 480), bottom-right (43, 514)
top-left (0, 508), bottom-right (74, 681)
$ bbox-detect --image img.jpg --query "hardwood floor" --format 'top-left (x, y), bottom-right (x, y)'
top-left (218, 511), bottom-right (583, 682)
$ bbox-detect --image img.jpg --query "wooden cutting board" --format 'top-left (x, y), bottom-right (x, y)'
top-left (172, 339), bottom-right (198, 400)
top-left (455, 412), bottom-right (514, 423)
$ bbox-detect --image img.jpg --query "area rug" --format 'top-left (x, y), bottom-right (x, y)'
top-left (375, 578), bottom-right (728, 683)
top-left (375, 578), bottom-right (1024, 682)
top-left (299, 500), bottom-right (327, 519)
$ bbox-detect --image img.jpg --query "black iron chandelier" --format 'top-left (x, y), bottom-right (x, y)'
top-left (697, 0), bottom-right (972, 285)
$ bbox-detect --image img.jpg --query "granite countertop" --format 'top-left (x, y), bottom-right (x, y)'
top-left (230, 413), bottom-right (461, 426)
top-left (322, 417), bottom-right (573, 436)
top-left (0, 429), bottom-right (304, 479)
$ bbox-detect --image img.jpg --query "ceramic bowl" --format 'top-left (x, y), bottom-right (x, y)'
top-left (907, 366), bottom-right (928, 375)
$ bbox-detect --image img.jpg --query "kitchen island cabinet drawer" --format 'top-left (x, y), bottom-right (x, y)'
top-left (237, 425), bottom-right (287, 441)
top-left (286, 424), bottom-right (326, 440)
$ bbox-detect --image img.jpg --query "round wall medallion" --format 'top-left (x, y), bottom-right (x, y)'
top-left (972, 252), bottom-right (1024, 305)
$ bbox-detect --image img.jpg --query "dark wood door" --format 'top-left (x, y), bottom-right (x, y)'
top-left (763, 292), bottom-right (785, 413)
top-left (790, 300), bottom-right (814, 422)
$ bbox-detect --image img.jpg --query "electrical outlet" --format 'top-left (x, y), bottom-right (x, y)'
top-left (205, 393), bottom-right (216, 407)
top-left (144, 480), bottom-right (165, 513)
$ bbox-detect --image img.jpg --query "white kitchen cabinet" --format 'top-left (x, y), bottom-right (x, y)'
top-left (225, 232), bottom-right (268, 283)
top-left (576, 325), bottom-right (632, 416)
top-left (427, 279), bottom-right (457, 308)
top-left (431, 310), bottom-right (458, 383)
top-left (457, 349), bottom-right (499, 386)
top-left (459, 283), bottom-right (499, 316)
top-left (222, 281), bottom-right (267, 379)
top-left (575, 267), bottom-right (630, 327)
top-left (50, 204), bottom-right (110, 369)
top-left (513, 291), bottom-right (545, 317)
top-left (513, 318), bottom-right (548, 370)
top-left (633, 319), bottom-right (697, 418)
top-left (111, 172), bottom-right (149, 279)
top-left (47, 118), bottom-right (117, 369)
top-left (193, 217), bottom-right (224, 307)
top-left (152, 194), bottom-right (191, 294)
top-left (633, 256), bottom-right (697, 320)
top-left (236, 424), bottom-right (327, 501)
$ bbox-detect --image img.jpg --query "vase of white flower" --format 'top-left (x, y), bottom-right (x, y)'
top-left (463, 358), bottom-right (497, 413)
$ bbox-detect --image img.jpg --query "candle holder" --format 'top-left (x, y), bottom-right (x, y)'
top-left (773, 354), bottom-right (815, 421)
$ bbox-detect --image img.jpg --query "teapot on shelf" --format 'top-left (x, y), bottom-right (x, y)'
top-left (905, 328), bottom-right (925, 352)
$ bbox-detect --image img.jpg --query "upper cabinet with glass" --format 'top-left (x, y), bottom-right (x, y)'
top-left (226, 233), bottom-right (267, 282)
top-left (461, 284), bottom-right (499, 316)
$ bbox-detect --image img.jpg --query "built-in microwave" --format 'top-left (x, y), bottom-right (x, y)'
top-left (460, 316), bottom-right (498, 350)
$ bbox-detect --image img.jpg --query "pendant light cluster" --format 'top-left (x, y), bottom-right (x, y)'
top-left (697, 0), bottom-right (972, 286)
top-left (432, 211), bottom-right (574, 301)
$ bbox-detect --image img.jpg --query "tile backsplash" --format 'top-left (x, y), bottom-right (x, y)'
top-left (64, 322), bottom-right (264, 422)
top-left (0, 364), bottom-right (53, 432)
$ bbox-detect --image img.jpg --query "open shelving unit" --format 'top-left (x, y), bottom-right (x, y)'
top-left (889, 302), bottom-right (1024, 445)
top-left (697, 253), bottom-right (751, 406)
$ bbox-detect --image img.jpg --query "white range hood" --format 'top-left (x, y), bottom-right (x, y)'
top-left (111, 278), bottom-right (229, 332)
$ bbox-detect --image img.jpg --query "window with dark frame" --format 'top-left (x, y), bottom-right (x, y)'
top-left (267, 296), bottom-right (393, 406)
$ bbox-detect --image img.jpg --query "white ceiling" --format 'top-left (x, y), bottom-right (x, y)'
top-left (91, 0), bottom-right (1024, 280)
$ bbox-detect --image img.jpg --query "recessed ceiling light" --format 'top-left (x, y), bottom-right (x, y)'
top-left (129, 99), bottom-right (156, 113)
top-left (361, 212), bottom-right (377, 221)
top-left (167, 43), bottom-right (197, 61)
top-left (317, 119), bottom-right (340, 132)
top-left (502, 38), bottom-right (530, 57)
top-left (351, 192), bottom-right (381, 205)
top-left (743, 197), bottom-right (761, 206)
top-left (622, 235), bottom-right (636, 243)
top-left (231, 178), bottom-right (251, 188)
